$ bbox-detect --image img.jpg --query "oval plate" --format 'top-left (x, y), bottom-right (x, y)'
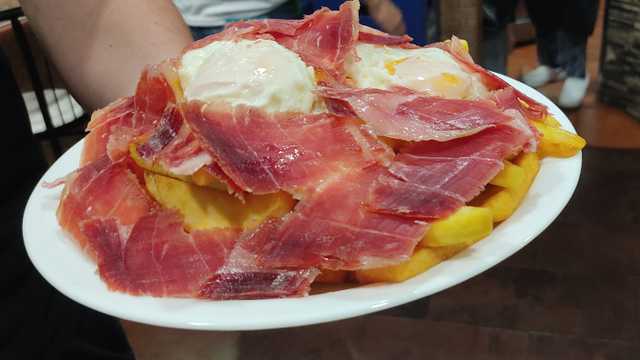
top-left (23, 76), bottom-right (581, 330)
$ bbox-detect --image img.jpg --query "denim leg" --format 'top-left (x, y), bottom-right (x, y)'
top-left (556, 31), bottom-right (588, 78)
top-left (536, 31), bottom-right (560, 68)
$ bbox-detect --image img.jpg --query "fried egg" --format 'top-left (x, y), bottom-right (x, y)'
top-left (346, 43), bottom-right (488, 99)
top-left (179, 39), bottom-right (319, 113)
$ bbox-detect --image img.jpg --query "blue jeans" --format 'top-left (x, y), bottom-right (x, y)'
top-left (190, 0), bottom-right (301, 40)
top-left (525, 0), bottom-right (597, 78)
top-left (536, 31), bottom-right (587, 78)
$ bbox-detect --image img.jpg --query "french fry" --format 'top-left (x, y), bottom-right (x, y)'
top-left (475, 152), bottom-right (540, 222)
top-left (540, 114), bottom-right (562, 128)
top-left (144, 172), bottom-right (295, 231)
top-left (490, 160), bottom-right (525, 189)
top-left (355, 248), bottom-right (442, 283)
top-left (315, 270), bottom-right (349, 284)
top-left (421, 206), bottom-right (493, 247)
top-left (532, 121), bottom-right (586, 158)
top-left (474, 186), bottom-right (517, 222)
top-left (506, 151), bottom-right (540, 216)
top-left (355, 240), bottom-right (481, 284)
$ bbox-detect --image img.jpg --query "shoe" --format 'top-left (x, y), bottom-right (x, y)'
top-left (558, 76), bottom-right (589, 109)
top-left (522, 65), bottom-right (566, 88)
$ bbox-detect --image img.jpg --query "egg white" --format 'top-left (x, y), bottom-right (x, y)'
top-left (346, 43), bottom-right (488, 99)
top-left (179, 39), bottom-right (319, 113)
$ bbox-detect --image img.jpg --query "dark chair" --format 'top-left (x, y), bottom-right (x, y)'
top-left (1, 6), bottom-right (88, 160)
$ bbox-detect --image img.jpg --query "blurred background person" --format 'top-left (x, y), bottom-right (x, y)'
top-left (175, 0), bottom-right (406, 40)
top-left (480, 0), bottom-right (518, 75)
top-left (175, 0), bottom-right (302, 40)
top-left (521, 0), bottom-right (599, 108)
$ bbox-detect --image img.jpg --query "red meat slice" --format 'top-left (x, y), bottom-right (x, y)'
top-left (368, 124), bottom-right (532, 219)
top-left (184, 101), bottom-right (392, 196)
top-left (242, 166), bottom-right (429, 270)
top-left (319, 86), bottom-right (513, 142)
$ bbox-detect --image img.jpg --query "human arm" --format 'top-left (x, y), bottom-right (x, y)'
top-left (21, 0), bottom-right (193, 111)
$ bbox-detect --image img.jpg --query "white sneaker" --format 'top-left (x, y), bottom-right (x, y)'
top-left (522, 65), bottom-right (566, 88)
top-left (558, 76), bottom-right (590, 109)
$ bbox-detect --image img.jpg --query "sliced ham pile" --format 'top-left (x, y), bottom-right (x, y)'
top-left (52, 0), bottom-right (544, 300)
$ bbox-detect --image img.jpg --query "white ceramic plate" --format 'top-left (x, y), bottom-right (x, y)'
top-left (23, 76), bottom-right (582, 331)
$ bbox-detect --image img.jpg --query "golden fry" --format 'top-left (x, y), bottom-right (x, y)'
top-left (356, 240), bottom-right (482, 284)
top-left (532, 121), bottom-right (586, 158)
top-left (476, 152), bottom-right (540, 222)
top-left (421, 206), bottom-right (493, 247)
top-left (355, 248), bottom-right (442, 283)
top-left (540, 114), bottom-right (562, 128)
top-left (144, 172), bottom-right (294, 231)
top-left (474, 186), bottom-right (517, 222)
top-left (490, 160), bottom-right (525, 189)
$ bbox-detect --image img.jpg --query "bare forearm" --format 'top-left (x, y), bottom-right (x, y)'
top-left (21, 0), bottom-right (193, 111)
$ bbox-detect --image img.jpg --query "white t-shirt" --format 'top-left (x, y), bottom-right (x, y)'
top-left (174, 0), bottom-right (289, 27)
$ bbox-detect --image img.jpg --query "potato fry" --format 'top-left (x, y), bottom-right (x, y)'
top-left (355, 248), bottom-right (442, 283)
top-left (514, 152), bottom-right (541, 186)
top-left (144, 172), bottom-right (294, 231)
top-left (421, 206), bottom-right (493, 247)
top-left (473, 186), bottom-right (517, 222)
top-left (475, 152), bottom-right (540, 222)
top-left (490, 160), bottom-right (525, 189)
top-left (532, 121), bottom-right (586, 158)
top-left (315, 270), bottom-right (349, 284)
top-left (540, 114), bottom-right (562, 128)
top-left (355, 240), bottom-right (481, 284)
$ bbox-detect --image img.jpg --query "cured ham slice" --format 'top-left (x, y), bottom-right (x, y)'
top-left (368, 124), bottom-right (531, 219)
top-left (136, 105), bottom-right (213, 176)
top-left (133, 63), bottom-right (179, 124)
top-left (81, 97), bottom-right (136, 165)
top-left (492, 87), bottom-right (546, 121)
top-left (319, 86), bottom-right (513, 142)
top-left (134, 106), bottom-right (246, 196)
top-left (357, 25), bottom-right (415, 47)
top-left (184, 101), bottom-right (391, 195)
top-left (57, 156), bottom-right (157, 258)
top-left (81, 63), bottom-right (179, 166)
top-left (199, 240), bottom-right (319, 300)
top-left (242, 166), bottom-right (428, 270)
top-left (82, 211), bottom-right (238, 297)
top-left (83, 210), bottom-right (317, 299)
top-left (60, 154), bottom-right (315, 298)
top-left (187, 1), bottom-right (359, 79)
top-left (200, 268), bottom-right (318, 300)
